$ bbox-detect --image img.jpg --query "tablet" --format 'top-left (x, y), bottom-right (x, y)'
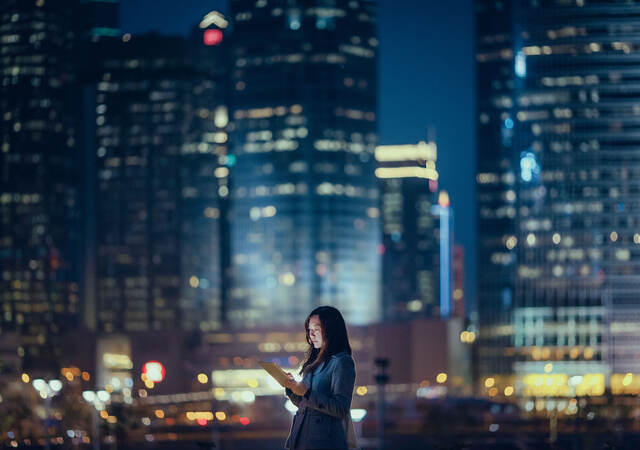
top-left (259, 361), bottom-right (290, 387)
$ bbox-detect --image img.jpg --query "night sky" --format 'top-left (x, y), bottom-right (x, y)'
top-left (121, 0), bottom-right (476, 311)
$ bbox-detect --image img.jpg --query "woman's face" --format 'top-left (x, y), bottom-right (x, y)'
top-left (308, 315), bottom-right (323, 349)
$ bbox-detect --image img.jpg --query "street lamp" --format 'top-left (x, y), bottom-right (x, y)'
top-left (82, 390), bottom-right (111, 450)
top-left (32, 379), bottom-right (62, 450)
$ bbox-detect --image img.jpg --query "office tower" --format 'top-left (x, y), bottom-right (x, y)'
top-left (475, 0), bottom-right (518, 381)
top-left (93, 20), bottom-right (228, 333)
top-left (0, 0), bottom-right (82, 370)
top-left (375, 142), bottom-right (439, 319)
top-left (227, 0), bottom-right (380, 326)
top-left (76, 1), bottom-right (123, 332)
top-left (477, 0), bottom-right (640, 394)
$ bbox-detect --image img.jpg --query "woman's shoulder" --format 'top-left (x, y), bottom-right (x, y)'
top-left (329, 351), bottom-right (355, 379)
top-left (330, 351), bottom-right (354, 364)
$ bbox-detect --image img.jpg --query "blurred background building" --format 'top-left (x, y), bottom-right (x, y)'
top-left (0, 0), bottom-right (83, 371)
top-left (227, 0), bottom-right (381, 327)
top-left (476, 0), bottom-right (640, 400)
top-left (375, 141), bottom-right (440, 320)
top-left (475, 0), bottom-right (518, 382)
top-left (20, 0), bottom-right (640, 447)
top-left (91, 22), bottom-right (229, 334)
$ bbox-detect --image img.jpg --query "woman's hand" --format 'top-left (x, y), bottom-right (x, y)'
top-left (284, 372), bottom-right (308, 396)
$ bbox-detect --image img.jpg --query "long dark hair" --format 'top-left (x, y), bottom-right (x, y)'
top-left (300, 306), bottom-right (352, 375)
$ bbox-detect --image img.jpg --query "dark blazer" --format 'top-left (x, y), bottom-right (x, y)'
top-left (284, 351), bottom-right (356, 450)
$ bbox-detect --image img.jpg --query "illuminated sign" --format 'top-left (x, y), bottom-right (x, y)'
top-left (375, 142), bottom-right (437, 162)
top-left (142, 361), bottom-right (166, 382)
top-left (103, 353), bottom-right (133, 370)
top-left (374, 167), bottom-right (438, 180)
top-left (521, 373), bottom-right (605, 397)
top-left (611, 373), bottom-right (640, 395)
top-left (199, 11), bottom-right (228, 29)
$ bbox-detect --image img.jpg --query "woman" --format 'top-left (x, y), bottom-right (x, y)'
top-left (283, 306), bottom-right (357, 450)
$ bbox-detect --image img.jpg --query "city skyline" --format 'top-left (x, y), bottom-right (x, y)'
top-left (120, 0), bottom-right (478, 310)
top-left (8, 1), bottom-right (640, 449)
top-left (0, 0), bottom-right (470, 354)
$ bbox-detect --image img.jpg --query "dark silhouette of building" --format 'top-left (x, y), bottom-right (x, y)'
top-left (0, 0), bottom-right (83, 371)
top-left (92, 17), bottom-right (229, 334)
top-left (475, 0), bottom-right (518, 381)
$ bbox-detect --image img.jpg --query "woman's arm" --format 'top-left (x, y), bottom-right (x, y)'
top-left (284, 387), bottom-right (303, 406)
top-left (284, 372), bottom-right (308, 400)
top-left (305, 355), bottom-right (355, 419)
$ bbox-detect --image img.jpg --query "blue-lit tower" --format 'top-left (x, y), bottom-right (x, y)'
top-left (228, 0), bottom-right (380, 326)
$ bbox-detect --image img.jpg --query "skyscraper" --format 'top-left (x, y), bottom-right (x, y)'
top-left (227, 0), bottom-right (380, 326)
top-left (93, 19), bottom-right (229, 333)
top-left (475, 0), bottom-right (517, 380)
top-left (73, 1), bottom-right (122, 333)
top-left (0, 0), bottom-right (82, 370)
top-left (375, 141), bottom-right (439, 319)
top-left (477, 0), bottom-right (640, 395)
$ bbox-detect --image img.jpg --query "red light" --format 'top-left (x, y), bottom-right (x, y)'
top-left (377, 244), bottom-right (385, 255)
top-left (197, 418), bottom-right (208, 426)
top-left (239, 417), bottom-right (250, 426)
top-left (203, 29), bottom-right (223, 46)
top-left (142, 361), bottom-right (165, 382)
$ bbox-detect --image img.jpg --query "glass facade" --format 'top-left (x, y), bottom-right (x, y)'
top-left (375, 142), bottom-right (439, 319)
top-left (0, 0), bottom-right (82, 369)
top-left (227, 0), bottom-right (381, 326)
top-left (93, 29), bottom-right (228, 333)
top-left (477, 0), bottom-right (640, 392)
top-left (476, 0), bottom-right (518, 379)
